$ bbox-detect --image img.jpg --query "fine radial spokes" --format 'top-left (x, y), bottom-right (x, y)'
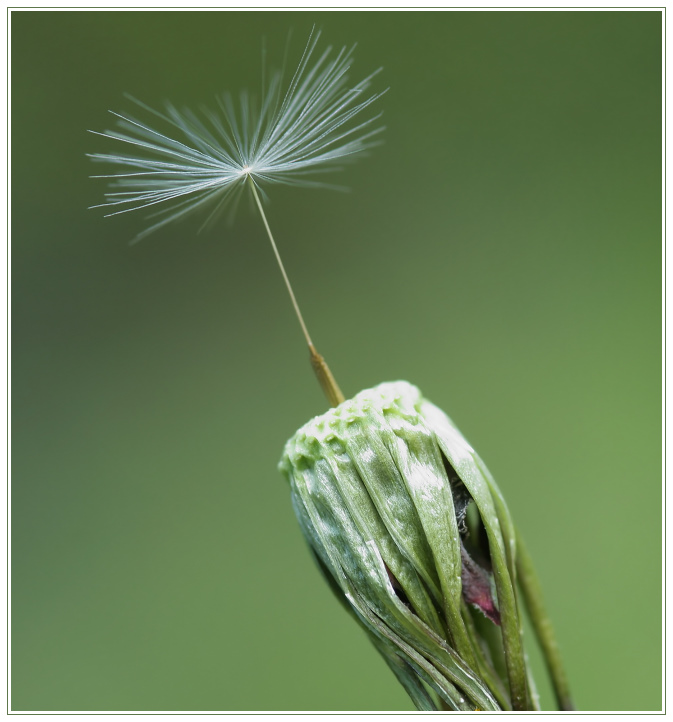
top-left (89, 28), bottom-right (386, 243)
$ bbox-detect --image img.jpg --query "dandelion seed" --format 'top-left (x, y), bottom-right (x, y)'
top-left (90, 28), bottom-right (386, 405)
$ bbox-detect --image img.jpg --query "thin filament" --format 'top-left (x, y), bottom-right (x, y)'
top-left (248, 177), bottom-right (345, 408)
top-left (248, 177), bottom-right (313, 347)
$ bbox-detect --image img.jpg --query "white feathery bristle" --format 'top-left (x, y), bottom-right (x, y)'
top-left (89, 29), bottom-right (386, 241)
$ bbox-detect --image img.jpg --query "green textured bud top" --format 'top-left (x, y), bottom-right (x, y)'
top-left (280, 381), bottom-right (536, 711)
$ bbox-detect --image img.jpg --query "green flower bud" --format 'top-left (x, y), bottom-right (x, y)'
top-left (280, 381), bottom-right (535, 711)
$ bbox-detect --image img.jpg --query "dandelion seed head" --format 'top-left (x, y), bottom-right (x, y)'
top-left (89, 28), bottom-right (386, 242)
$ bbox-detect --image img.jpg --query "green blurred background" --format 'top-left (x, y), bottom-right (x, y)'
top-left (11, 10), bottom-right (661, 712)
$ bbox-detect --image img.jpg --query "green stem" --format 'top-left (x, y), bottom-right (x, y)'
top-left (515, 529), bottom-right (575, 711)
